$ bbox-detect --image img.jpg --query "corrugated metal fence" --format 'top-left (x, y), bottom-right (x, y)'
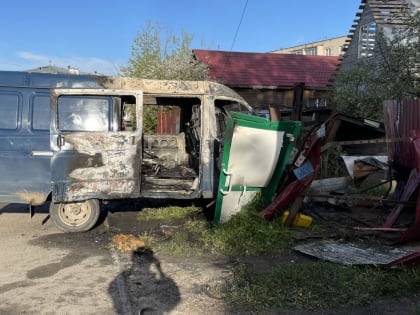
top-left (384, 99), bottom-right (420, 170)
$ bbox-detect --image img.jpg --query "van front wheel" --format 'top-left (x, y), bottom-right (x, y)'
top-left (49, 199), bottom-right (100, 233)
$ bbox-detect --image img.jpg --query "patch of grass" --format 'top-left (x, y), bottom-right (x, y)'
top-left (353, 180), bottom-right (389, 197)
top-left (226, 262), bottom-right (420, 310)
top-left (152, 220), bottom-right (211, 256)
top-left (208, 209), bottom-right (293, 256)
top-left (138, 205), bottom-right (200, 220)
top-left (137, 195), bottom-right (293, 256)
top-left (133, 199), bottom-right (420, 312)
top-left (137, 232), bottom-right (155, 248)
top-left (149, 210), bottom-right (293, 257)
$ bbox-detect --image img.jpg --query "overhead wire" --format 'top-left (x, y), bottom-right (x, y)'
top-left (230, 0), bottom-right (249, 52)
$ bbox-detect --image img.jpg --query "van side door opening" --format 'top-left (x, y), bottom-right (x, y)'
top-left (140, 96), bottom-right (201, 198)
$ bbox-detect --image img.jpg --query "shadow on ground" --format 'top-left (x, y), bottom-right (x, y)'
top-left (109, 249), bottom-right (180, 315)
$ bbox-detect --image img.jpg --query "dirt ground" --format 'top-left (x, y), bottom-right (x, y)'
top-left (105, 200), bottom-right (420, 315)
top-left (1, 200), bottom-right (420, 315)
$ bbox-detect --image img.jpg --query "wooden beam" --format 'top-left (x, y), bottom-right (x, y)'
top-left (321, 137), bottom-right (412, 152)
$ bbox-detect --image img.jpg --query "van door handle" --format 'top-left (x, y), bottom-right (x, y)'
top-left (31, 151), bottom-right (54, 157)
top-left (57, 135), bottom-right (65, 147)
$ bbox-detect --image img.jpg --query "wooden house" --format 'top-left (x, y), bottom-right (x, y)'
top-left (193, 49), bottom-right (340, 119)
top-left (340, 0), bottom-right (419, 70)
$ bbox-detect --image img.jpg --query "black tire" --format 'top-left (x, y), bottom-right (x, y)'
top-left (49, 199), bottom-right (100, 233)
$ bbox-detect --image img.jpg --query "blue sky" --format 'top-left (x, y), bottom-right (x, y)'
top-left (0, 0), bottom-right (361, 75)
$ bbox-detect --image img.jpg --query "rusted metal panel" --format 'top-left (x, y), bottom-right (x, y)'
top-left (383, 168), bottom-right (420, 227)
top-left (157, 107), bottom-right (180, 134)
top-left (384, 99), bottom-right (420, 169)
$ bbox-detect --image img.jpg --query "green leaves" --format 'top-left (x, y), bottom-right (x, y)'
top-left (332, 12), bottom-right (420, 120)
top-left (122, 21), bottom-right (209, 80)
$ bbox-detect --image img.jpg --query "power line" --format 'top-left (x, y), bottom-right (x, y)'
top-left (230, 0), bottom-right (249, 51)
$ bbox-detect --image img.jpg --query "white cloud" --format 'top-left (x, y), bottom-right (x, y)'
top-left (16, 51), bottom-right (123, 75)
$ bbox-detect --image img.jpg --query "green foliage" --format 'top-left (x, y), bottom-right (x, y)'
top-left (136, 200), bottom-right (420, 311)
top-left (150, 206), bottom-right (293, 256)
top-left (332, 12), bottom-right (420, 120)
top-left (138, 196), bottom-right (293, 257)
top-left (207, 207), bottom-right (293, 256)
top-left (138, 205), bottom-right (200, 220)
top-left (331, 61), bottom-right (384, 120)
top-left (377, 11), bottom-right (420, 100)
top-left (121, 21), bottom-right (209, 80)
top-left (320, 146), bottom-right (348, 178)
top-left (142, 105), bottom-right (159, 134)
top-left (227, 262), bottom-right (420, 310)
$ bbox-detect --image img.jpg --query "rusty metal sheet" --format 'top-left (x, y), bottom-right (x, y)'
top-left (157, 107), bottom-right (181, 134)
top-left (294, 240), bottom-right (417, 265)
top-left (384, 168), bottom-right (420, 227)
top-left (384, 99), bottom-right (420, 170)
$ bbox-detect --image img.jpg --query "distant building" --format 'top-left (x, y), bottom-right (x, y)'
top-left (272, 36), bottom-right (347, 57)
top-left (193, 49), bottom-right (340, 117)
top-left (340, 0), bottom-right (419, 70)
top-left (27, 65), bottom-right (81, 75)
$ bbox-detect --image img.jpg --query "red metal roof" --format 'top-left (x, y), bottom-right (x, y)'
top-left (193, 49), bottom-right (341, 89)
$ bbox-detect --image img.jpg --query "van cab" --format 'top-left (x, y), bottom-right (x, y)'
top-left (0, 71), bottom-right (301, 232)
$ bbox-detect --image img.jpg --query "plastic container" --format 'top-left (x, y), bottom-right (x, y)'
top-left (281, 211), bottom-right (313, 228)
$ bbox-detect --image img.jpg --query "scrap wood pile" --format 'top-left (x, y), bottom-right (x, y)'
top-left (261, 126), bottom-right (323, 226)
top-left (258, 101), bottom-right (420, 266)
top-left (261, 103), bottom-right (420, 246)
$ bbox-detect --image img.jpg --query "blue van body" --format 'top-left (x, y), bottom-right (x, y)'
top-left (0, 70), bottom-right (258, 232)
top-left (0, 71), bottom-right (103, 204)
top-left (0, 71), bottom-right (145, 232)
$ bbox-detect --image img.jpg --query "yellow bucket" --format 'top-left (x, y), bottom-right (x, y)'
top-left (281, 211), bottom-right (313, 228)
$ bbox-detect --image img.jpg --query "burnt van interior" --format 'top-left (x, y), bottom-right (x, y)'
top-left (139, 95), bottom-right (252, 198)
top-left (140, 96), bottom-right (201, 196)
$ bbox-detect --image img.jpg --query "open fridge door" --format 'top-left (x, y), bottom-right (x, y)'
top-left (214, 112), bottom-right (301, 223)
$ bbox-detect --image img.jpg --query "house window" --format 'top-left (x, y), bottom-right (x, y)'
top-left (0, 93), bottom-right (19, 130)
top-left (325, 48), bottom-right (332, 56)
top-left (306, 98), bottom-right (327, 108)
top-left (304, 47), bottom-right (317, 55)
top-left (358, 22), bottom-right (376, 58)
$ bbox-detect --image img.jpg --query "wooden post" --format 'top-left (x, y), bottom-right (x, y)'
top-left (285, 195), bottom-right (304, 227)
top-left (291, 82), bottom-right (305, 121)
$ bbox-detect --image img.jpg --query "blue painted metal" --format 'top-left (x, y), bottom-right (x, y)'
top-left (0, 70), bottom-right (102, 88)
top-left (0, 70), bottom-right (258, 213)
top-left (0, 71), bottom-right (116, 204)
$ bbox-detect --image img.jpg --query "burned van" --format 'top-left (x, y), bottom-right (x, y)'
top-left (0, 71), bottom-right (301, 232)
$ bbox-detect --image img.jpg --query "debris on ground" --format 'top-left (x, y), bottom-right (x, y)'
top-left (259, 102), bottom-right (420, 266)
top-left (110, 234), bottom-right (148, 253)
top-left (294, 240), bottom-right (418, 266)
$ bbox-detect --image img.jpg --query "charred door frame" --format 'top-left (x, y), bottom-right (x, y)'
top-left (49, 88), bottom-right (143, 203)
